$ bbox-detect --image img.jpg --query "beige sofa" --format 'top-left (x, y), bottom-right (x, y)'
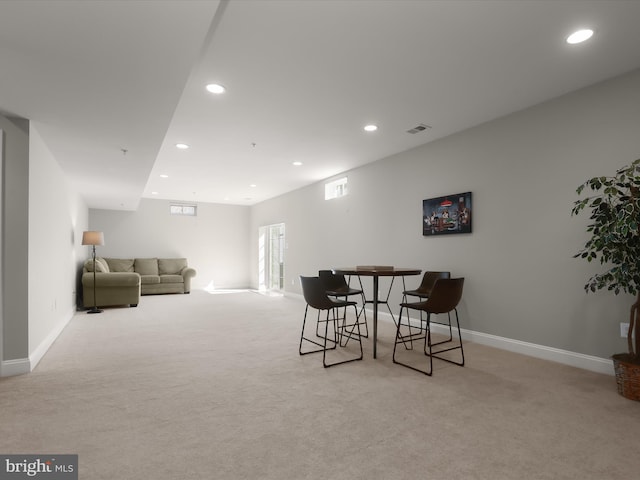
top-left (82, 257), bottom-right (196, 308)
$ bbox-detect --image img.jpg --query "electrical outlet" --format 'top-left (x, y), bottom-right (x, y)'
top-left (621, 322), bottom-right (630, 338)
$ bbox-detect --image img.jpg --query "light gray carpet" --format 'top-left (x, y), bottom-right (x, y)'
top-left (1, 290), bottom-right (639, 479)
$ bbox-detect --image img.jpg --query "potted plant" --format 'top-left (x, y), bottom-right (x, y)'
top-left (572, 158), bottom-right (640, 400)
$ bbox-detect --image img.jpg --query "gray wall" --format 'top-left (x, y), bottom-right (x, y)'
top-left (1, 115), bottom-right (29, 363)
top-left (250, 68), bottom-right (640, 360)
top-left (89, 199), bottom-right (251, 290)
top-left (1, 115), bottom-right (87, 375)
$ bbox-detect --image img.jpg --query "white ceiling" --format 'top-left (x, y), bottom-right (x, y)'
top-left (2, 0), bottom-right (640, 210)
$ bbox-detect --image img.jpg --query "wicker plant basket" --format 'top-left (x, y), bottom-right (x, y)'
top-left (612, 353), bottom-right (640, 401)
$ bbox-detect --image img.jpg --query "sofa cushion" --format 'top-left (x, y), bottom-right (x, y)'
top-left (84, 257), bottom-right (109, 273)
top-left (158, 258), bottom-right (187, 275)
top-left (105, 258), bottom-right (135, 272)
top-left (160, 275), bottom-right (184, 284)
top-left (98, 258), bottom-right (110, 272)
top-left (135, 258), bottom-right (159, 276)
top-left (140, 275), bottom-right (161, 285)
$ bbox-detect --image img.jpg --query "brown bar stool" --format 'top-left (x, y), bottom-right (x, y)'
top-left (402, 271), bottom-right (451, 301)
top-left (402, 271), bottom-right (451, 339)
top-left (319, 270), bottom-right (368, 338)
top-left (299, 276), bottom-right (363, 368)
top-left (393, 278), bottom-right (465, 376)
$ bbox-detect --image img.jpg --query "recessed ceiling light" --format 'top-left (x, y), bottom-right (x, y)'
top-left (175, 143), bottom-right (190, 149)
top-left (206, 83), bottom-right (226, 94)
top-left (566, 29), bottom-right (594, 44)
top-left (364, 124), bottom-right (378, 132)
top-left (292, 161), bottom-right (303, 166)
top-left (250, 184), bottom-right (257, 188)
top-left (151, 191), bottom-right (159, 195)
top-left (160, 174), bottom-right (169, 178)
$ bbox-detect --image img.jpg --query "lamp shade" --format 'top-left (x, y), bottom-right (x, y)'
top-left (81, 231), bottom-right (104, 246)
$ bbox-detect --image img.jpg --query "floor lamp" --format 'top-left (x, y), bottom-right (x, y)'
top-left (82, 231), bottom-right (104, 314)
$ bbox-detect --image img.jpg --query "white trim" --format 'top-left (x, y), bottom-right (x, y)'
top-left (434, 323), bottom-right (614, 375)
top-left (382, 310), bottom-right (614, 376)
top-left (284, 293), bottom-right (615, 376)
top-left (29, 313), bottom-right (73, 372)
top-left (1, 358), bottom-right (30, 377)
top-left (0, 312), bottom-right (72, 377)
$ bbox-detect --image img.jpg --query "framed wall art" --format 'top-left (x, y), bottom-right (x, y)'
top-left (423, 192), bottom-right (472, 236)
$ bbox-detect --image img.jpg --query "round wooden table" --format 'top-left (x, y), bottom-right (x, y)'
top-left (332, 267), bottom-right (422, 358)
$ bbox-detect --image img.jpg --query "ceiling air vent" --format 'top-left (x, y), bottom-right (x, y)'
top-left (406, 123), bottom-right (432, 134)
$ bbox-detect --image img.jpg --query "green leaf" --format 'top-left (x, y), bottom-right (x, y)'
top-left (573, 160), bottom-right (640, 295)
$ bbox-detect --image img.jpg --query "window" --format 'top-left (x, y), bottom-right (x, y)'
top-left (170, 204), bottom-right (197, 216)
top-left (325, 177), bottom-right (348, 200)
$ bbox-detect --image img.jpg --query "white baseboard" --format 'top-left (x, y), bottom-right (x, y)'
top-left (1, 310), bottom-right (73, 377)
top-left (29, 311), bottom-right (74, 371)
top-left (381, 311), bottom-right (614, 376)
top-left (441, 324), bottom-right (613, 375)
top-left (1, 358), bottom-right (31, 377)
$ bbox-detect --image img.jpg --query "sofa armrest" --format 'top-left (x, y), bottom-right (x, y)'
top-left (180, 267), bottom-right (197, 293)
top-left (82, 271), bottom-right (141, 288)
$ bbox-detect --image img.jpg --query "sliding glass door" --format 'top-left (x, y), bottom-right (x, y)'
top-left (258, 223), bottom-right (285, 293)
